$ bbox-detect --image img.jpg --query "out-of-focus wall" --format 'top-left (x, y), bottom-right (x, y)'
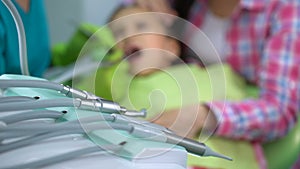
top-left (45, 0), bottom-right (120, 46)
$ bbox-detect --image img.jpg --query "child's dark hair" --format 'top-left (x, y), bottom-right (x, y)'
top-left (172, 0), bottom-right (197, 61)
top-left (173, 0), bottom-right (195, 20)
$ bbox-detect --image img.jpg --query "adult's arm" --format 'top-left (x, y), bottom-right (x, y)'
top-left (211, 0), bottom-right (300, 142)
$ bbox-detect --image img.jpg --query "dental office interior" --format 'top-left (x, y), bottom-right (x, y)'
top-left (0, 0), bottom-right (299, 169)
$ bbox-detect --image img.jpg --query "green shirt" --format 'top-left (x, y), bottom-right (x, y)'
top-left (115, 63), bottom-right (248, 119)
top-left (76, 62), bottom-right (260, 169)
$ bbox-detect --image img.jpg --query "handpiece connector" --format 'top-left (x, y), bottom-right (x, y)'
top-left (77, 98), bottom-right (147, 118)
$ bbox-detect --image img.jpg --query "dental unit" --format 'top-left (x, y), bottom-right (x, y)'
top-left (0, 0), bottom-right (232, 168)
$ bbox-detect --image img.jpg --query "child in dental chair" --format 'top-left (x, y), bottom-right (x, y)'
top-left (106, 4), bottom-right (251, 120)
top-left (77, 5), bottom-right (261, 169)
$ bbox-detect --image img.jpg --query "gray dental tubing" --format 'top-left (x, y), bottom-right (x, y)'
top-left (0, 79), bottom-right (231, 160)
top-left (0, 79), bottom-right (97, 99)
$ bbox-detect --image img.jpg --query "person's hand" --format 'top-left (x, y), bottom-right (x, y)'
top-left (135, 0), bottom-right (176, 15)
top-left (152, 104), bottom-right (217, 139)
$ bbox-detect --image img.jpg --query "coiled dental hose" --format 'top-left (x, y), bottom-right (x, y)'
top-left (1, 144), bottom-right (124, 169)
top-left (0, 113), bottom-right (167, 140)
top-left (0, 79), bottom-right (97, 99)
top-left (0, 117), bottom-right (232, 160)
top-left (0, 98), bottom-right (80, 112)
top-left (0, 122), bottom-right (133, 153)
top-left (0, 109), bottom-right (64, 124)
top-left (0, 96), bottom-right (36, 103)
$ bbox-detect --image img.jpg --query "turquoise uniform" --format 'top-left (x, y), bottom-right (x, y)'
top-left (0, 0), bottom-right (50, 77)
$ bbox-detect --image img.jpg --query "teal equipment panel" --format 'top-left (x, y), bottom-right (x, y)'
top-left (0, 74), bottom-right (229, 169)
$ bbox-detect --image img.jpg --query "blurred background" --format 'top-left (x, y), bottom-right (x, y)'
top-left (45, 0), bottom-right (120, 46)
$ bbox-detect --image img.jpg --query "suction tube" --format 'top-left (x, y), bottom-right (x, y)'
top-left (1, 0), bottom-right (29, 75)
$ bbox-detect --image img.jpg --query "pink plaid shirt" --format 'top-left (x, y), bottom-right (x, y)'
top-left (188, 0), bottom-right (300, 141)
top-left (187, 0), bottom-right (300, 168)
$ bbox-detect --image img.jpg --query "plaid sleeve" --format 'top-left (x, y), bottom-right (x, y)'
top-left (210, 0), bottom-right (300, 142)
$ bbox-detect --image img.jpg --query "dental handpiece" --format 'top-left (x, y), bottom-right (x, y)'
top-left (0, 80), bottom-right (146, 117)
top-left (0, 97), bottom-right (146, 117)
top-left (77, 98), bottom-right (146, 117)
top-left (77, 114), bottom-right (232, 160)
top-left (128, 123), bottom-right (232, 160)
top-left (164, 132), bottom-right (232, 160)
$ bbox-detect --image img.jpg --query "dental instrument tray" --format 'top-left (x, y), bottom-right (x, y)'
top-left (0, 74), bottom-right (230, 169)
